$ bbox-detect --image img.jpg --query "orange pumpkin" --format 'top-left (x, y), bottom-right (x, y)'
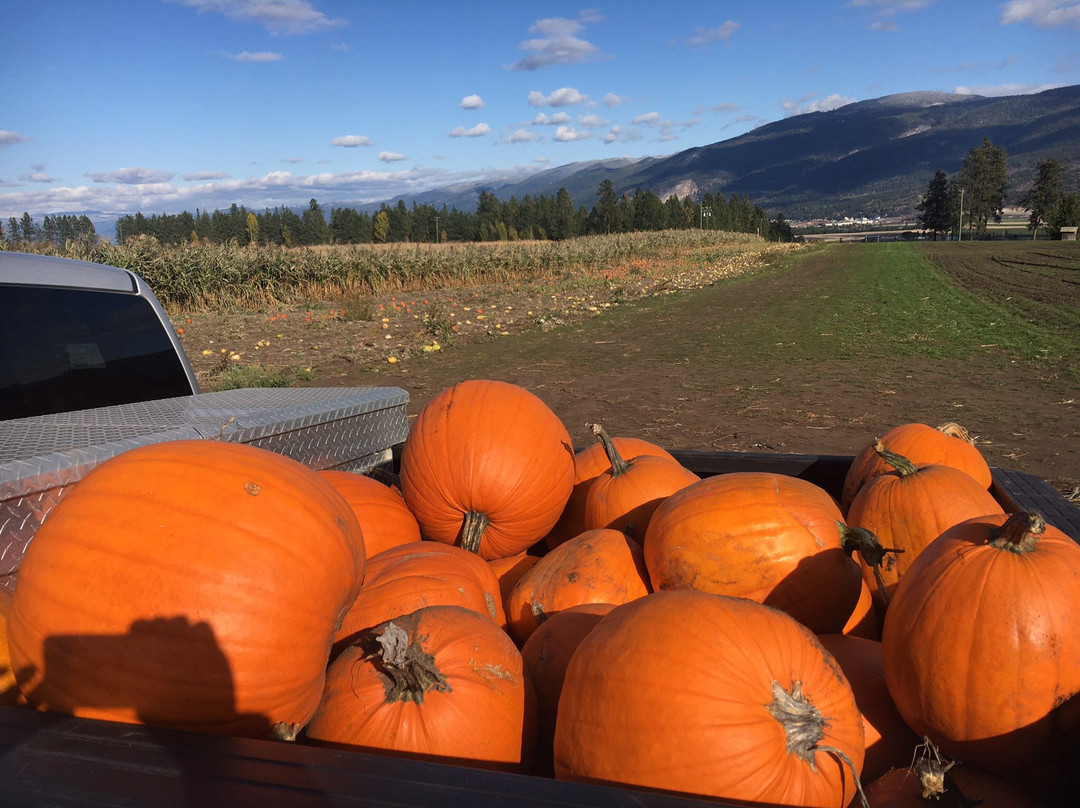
top-left (318, 470), bottom-right (421, 557)
top-left (546, 436), bottom-right (676, 549)
top-left (504, 528), bottom-right (650, 646)
top-left (817, 634), bottom-right (920, 783)
top-left (582, 423), bottom-right (699, 540)
top-left (334, 541), bottom-right (506, 654)
top-left (307, 605), bottom-right (533, 771)
top-left (842, 578), bottom-right (879, 640)
top-left (488, 552), bottom-right (540, 614)
top-left (399, 380), bottom-right (575, 560)
top-left (554, 591), bottom-right (865, 805)
top-left (882, 511), bottom-right (1080, 771)
top-left (846, 439), bottom-right (1003, 610)
top-left (841, 422), bottom-right (991, 514)
top-left (0, 588), bottom-right (22, 706)
top-left (644, 472), bottom-right (865, 634)
top-left (6, 440), bottom-right (364, 737)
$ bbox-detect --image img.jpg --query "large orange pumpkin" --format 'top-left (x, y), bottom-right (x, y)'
top-left (0, 588), bottom-right (21, 706)
top-left (318, 470), bottom-right (421, 557)
top-left (841, 422), bottom-right (991, 514)
top-left (545, 436), bottom-right (676, 549)
top-left (399, 380), bottom-right (575, 560)
top-left (6, 440), bottom-right (364, 737)
top-left (307, 605), bottom-right (533, 771)
top-left (881, 511), bottom-right (1080, 771)
top-left (504, 528), bottom-right (650, 646)
top-left (554, 590), bottom-right (865, 806)
top-left (644, 472), bottom-right (866, 634)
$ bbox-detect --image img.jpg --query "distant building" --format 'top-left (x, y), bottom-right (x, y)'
top-left (1061, 227), bottom-right (1077, 241)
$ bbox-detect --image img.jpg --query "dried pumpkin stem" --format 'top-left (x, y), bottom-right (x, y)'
top-left (371, 621), bottom-right (450, 704)
top-left (872, 438), bottom-right (919, 478)
top-left (588, 422), bottom-right (631, 477)
top-left (937, 422), bottom-right (975, 444)
top-left (839, 522), bottom-right (903, 608)
top-left (988, 511), bottom-right (1045, 554)
top-left (460, 510), bottom-right (490, 554)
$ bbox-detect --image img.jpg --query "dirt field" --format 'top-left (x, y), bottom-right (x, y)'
top-left (179, 241), bottom-right (1080, 502)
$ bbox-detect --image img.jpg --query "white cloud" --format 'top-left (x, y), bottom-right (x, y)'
top-left (870, 20), bottom-right (900, 31)
top-left (227, 51), bottom-right (284, 62)
top-left (579, 114), bottom-right (609, 127)
top-left (281, 157), bottom-right (303, 164)
top-left (1001, 0), bottom-right (1080, 27)
top-left (448, 123), bottom-right (492, 137)
top-left (781, 93), bottom-right (857, 116)
top-left (505, 129), bottom-right (538, 144)
top-left (507, 11), bottom-right (609, 70)
top-left (183, 171), bottom-right (229, 181)
top-left (378, 151), bottom-right (407, 162)
top-left (955, 82), bottom-right (1066, 96)
top-left (603, 125), bottom-right (643, 144)
top-left (0, 130), bottom-right (30, 147)
top-left (166, 0), bottom-right (347, 35)
top-left (528, 87), bottom-right (589, 107)
top-left (332, 135), bottom-right (373, 147)
top-left (460, 94), bottom-right (485, 109)
top-left (631, 111), bottom-right (662, 126)
top-left (687, 21), bottom-right (740, 47)
top-left (602, 93), bottom-right (625, 108)
top-left (86, 167), bottom-right (175, 184)
top-left (531, 112), bottom-right (572, 125)
top-left (21, 173), bottom-right (54, 183)
top-left (554, 126), bottom-right (590, 142)
top-left (846, 0), bottom-right (934, 30)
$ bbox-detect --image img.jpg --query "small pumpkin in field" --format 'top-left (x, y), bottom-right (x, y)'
top-left (307, 605), bottom-right (534, 771)
top-left (545, 435), bottom-right (676, 549)
top-left (504, 528), bottom-right (650, 646)
top-left (554, 590), bottom-right (865, 806)
top-left (582, 423), bottom-right (699, 540)
top-left (882, 511), bottom-right (1080, 772)
top-left (644, 471), bottom-right (873, 634)
top-left (6, 440), bottom-right (364, 738)
top-left (318, 470), bottom-right (421, 558)
top-left (841, 422), bottom-right (991, 514)
top-left (399, 380), bottom-right (575, 561)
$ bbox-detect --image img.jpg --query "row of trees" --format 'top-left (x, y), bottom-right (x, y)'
top-left (102, 183), bottom-right (787, 248)
top-left (4, 213), bottom-right (97, 246)
top-left (917, 138), bottom-right (1078, 239)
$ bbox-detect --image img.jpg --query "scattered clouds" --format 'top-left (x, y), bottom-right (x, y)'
top-left (954, 82), bottom-right (1066, 96)
top-left (602, 93), bottom-right (625, 108)
top-left (781, 93), bottom-right (857, 116)
top-left (0, 131), bottom-right (30, 147)
top-left (166, 0), bottom-right (347, 35)
top-left (696, 102), bottom-right (739, 115)
top-left (1000, 0), bottom-right (1080, 28)
top-left (847, 0), bottom-right (934, 31)
top-left (507, 10), bottom-right (610, 71)
top-left (86, 167), bottom-right (175, 184)
top-left (603, 125), bottom-right (644, 144)
top-left (21, 172), bottom-right (54, 183)
top-left (459, 94), bottom-right (485, 109)
top-left (528, 87), bottom-right (589, 107)
top-left (226, 50), bottom-right (284, 62)
top-left (687, 21), bottom-right (740, 47)
top-left (627, 112), bottom-right (698, 142)
top-left (505, 129), bottom-right (539, 144)
top-left (934, 55), bottom-right (1016, 73)
top-left (332, 135), bottom-right (373, 147)
top-left (870, 20), bottom-right (900, 31)
top-left (579, 114), bottom-right (610, 127)
top-left (282, 157), bottom-right (303, 164)
top-left (378, 151), bottom-right (406, 162)
top-left (554, 126), bottom-right (590, 142)
top-left (532, 112), bottom-right (572, 125)
top-left (448, 123), bottom-right (492, 137)
top-left (183, 171), bottom-right (229, 181)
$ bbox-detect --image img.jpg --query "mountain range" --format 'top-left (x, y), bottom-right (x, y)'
top-left (365, 84), bottom-right (1080, 221)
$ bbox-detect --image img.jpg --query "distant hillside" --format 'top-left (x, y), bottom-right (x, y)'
top-left (370, 85), bottom-right (1080, 221)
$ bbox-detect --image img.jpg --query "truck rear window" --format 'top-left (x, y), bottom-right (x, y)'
top-left (0, 285), bottom-right (194, 420)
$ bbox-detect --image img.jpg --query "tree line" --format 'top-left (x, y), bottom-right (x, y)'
top-left (917, 138), bottom-right (1079, 240)
top-left (3, 213), bottom-right (97, 246)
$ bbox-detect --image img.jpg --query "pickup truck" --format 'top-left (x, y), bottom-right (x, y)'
top-left (2, 251), bottom-right (1078, 807)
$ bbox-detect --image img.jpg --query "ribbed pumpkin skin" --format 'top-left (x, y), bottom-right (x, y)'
top-left (546, 438), bottom-right (676, 549)
top-left (489, 553), bottom-right (540, 614)
top-left (841, 422), bottom-right (991, 514)
top-left (554, 591), bottom-right (865, 806)
top-left (866, 763), bottom-right (1043, 808)
top-left (318, 470), bottom-right (421, 558)
top-left (334, 541), bottom-right (506, 653)
top-left (399, 380), bottom-right (575, 560)
top-left (505, 529), bottom-right (650, 646)
top-left (846, 462), bottom-right (1003, 607)
top-left (308, 605), bottom-right (532, 770)
top-left (644, 472), bottom-right (862, 634)
top-left (583, 455), bottom-right (700, 539)
top-left (881, 513), bottom-right (1080, 771)
top-left (7, 440), bottom-right (364, 737)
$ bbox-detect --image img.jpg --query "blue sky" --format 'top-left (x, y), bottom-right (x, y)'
top-left (2, 0), bottom-right (1078, 226)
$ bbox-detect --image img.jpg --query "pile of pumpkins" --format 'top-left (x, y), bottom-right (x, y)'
top-left (2, 379), bottom-right (1078, 808)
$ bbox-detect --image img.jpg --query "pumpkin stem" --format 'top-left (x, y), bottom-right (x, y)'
top-left (588, 422), bottom-right (631, 478)
top-left (872, 438), bottom-right (919, 478)
top-left (937, 422), bottom-right (976, 445)
top-left (911, 737), bottom-right (979, 808)
top-left (839, 523), bottom-right (903, 608)
top-left (460, 510), bottom-right (490, 554)
top-left (988, 511), bottom-right (1045, 555)
top-left (370, 621), bottom-right (450, 704)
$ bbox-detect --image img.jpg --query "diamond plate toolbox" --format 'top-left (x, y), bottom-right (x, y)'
top-left (0, 386), bottom-right (410, 594)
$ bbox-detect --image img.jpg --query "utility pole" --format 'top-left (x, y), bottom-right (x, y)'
top-left (958, 188), bottom-right (964, 242)
top-left (700, 206), bottom-right (711, 230)
top-left (434, 215), bottom-right (440, 243)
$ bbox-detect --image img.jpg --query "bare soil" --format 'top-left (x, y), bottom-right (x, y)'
top-left (178, 244), bottom-right (1080, 503)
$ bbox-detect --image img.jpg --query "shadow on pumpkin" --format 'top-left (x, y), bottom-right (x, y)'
top-left (758, 547), bottom-right (862, 635)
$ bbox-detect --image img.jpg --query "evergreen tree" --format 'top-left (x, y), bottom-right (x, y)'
top-left (19, 212), bottom-right (37, 242)
top-left (959, 138), bottom-right (1008, 238)
top-left (917, 170), bottom-right (955, 240)
top-left (1049, 192), bottom-right (1080, 238)
top-left (1020, 158), bottom-right (1064, 240)
top-left (552, 187), bottom-right (576, 240)
top-left (592, 179), bottom-right (618, 234)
